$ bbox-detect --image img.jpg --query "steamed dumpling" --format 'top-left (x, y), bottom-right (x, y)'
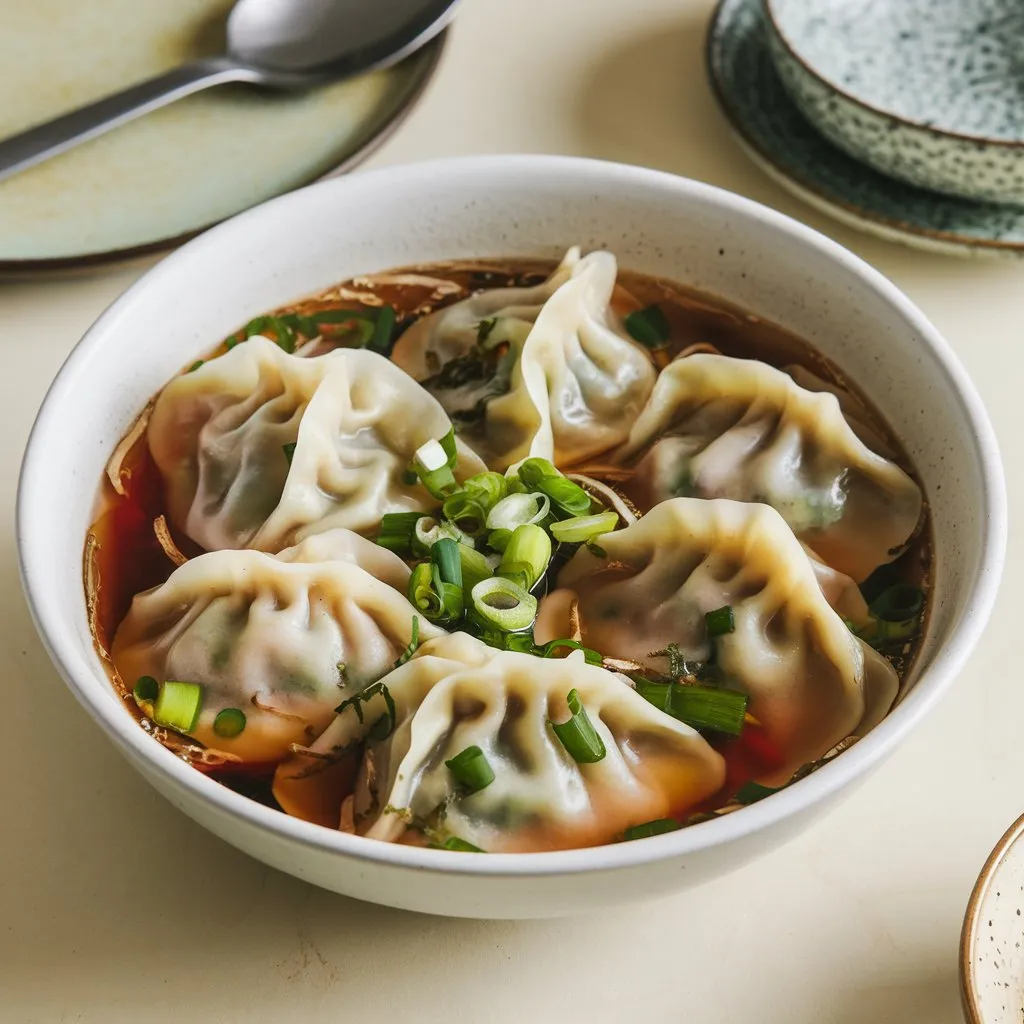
top-left (147, 337), bottom-right (485, 553)
top-left (535, 499), bottom-right (898, 784)
top-left (110, 529), bottom-right (442, 764)
top-left (273, 633), bottom-right (725, 851)
top-left (392, 248), bottom-right (657, 469)
top-left (391, 247), bottom-right (584, 380)
top-left (614, 354), bottom-right (922, 580)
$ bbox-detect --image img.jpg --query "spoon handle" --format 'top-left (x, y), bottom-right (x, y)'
top-left (0, 58), bottom-right (262, 183)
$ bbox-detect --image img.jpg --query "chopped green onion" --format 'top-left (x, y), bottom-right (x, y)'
top-left (463, 471), bottom-right (508, 512)
top-left (441, 493), bottom-right (488, 537)
top-left (633, 679), bottom-right (748, 736)
top-left (409, 563), bottom-right (445, 620)
top-left (476, 317), bottom-right (498, 343)
top-left (445, 745), bottom-right (495, 794)
top-left (550, 689), bottom-right (606, 763)
top-left (433, 566), bottom-right (464, 625)
top-left (412, 431), bottom-right (458, 499)
top-left (377, 511), bottom-right (426, 554)
top-left (498, 524), bottom-right (552, 590)
top-left (550, 511), bottom-right (618, 544)
top-left (243, 315), bottom-right (271, 339)
top-left (517, 458), bottom-right (561, 488)
top-left (540, 639), bottom-right (603, 665)
top-left (488, 528), bottom-right (513, 553)
top-left (869, 585), bottom-right (925, 623)
top-left (187, 360), bottom-right (204, 373)
top-left (624, 305), bottom-right (671, 348)
top-left (336, 682), bottom-right (396, 742)
top-left (441, 836), bottom-right (485, 852)
top-left (458, 543), bottom-right (494, 592)
top-left (368, 304), bottom-right (396, 356)
top-left (133, 675), bottom-right (159, 703)
top-left (486, 492), bottom-right (551, 531)
top-left (276, 316), bottom-right (298, 352)
top-left (311, 309), bottom-right (375, 346)
top-left (431, 537), bottom-right (463, 589)
top-left (153, 680), bottom-right (202, 734)
top-left (413, 516), bottom-right (470, 557)
top-left (471, 577), bottom-right (537, 632)
top-left (394, 616), bottom-right (421, 667)
top-left (705, 605), bottom-right (735, 638)
top-left (503, 632), bottom-right (540, 655)
top-left (735, 781), bottom-right (781, 805)
top-left (623, 818), bottom-right (681, 841)
top-left (282, 442), bottom-right (297, 465)
top-left (213, 708), bottom-right (247, 738)
top-left (537, 476), bottom-right (592, 516)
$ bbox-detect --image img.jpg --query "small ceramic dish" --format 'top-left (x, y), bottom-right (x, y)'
top-left (18, 155), bottom-right (1005, 919)
top-left (764, 0), bottom-right (1024, 206)
top-left (960, 812), bottom-right (1024, 1023)
top-left (707, 0), bottom-right (1024, 258)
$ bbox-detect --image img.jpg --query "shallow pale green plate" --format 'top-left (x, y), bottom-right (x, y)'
top-left (0, 0), bottom-right (445, 270)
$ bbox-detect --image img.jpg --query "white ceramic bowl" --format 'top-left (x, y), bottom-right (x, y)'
top-left (17, 156), bottom-right (1006, 919)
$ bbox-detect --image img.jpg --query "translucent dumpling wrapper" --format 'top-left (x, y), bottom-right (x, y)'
top-left (535, 498), bottom-right (898, 785)
top-left (148, 337), bottom-right (485, 553)
top-left (110, 528), bottom-right (442, 765)
top-left (613, 354), bottom-right (923, 580)
top-left (391, 248), bottom-right (657, 469)
top-left (273, 633), bottom-right (726, 851)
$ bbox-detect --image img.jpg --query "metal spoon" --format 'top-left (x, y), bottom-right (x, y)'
top-left (0, 0), bottom-right (458, 183)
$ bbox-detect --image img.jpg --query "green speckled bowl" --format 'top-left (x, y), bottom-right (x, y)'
top-left (764, 0), bottom-right (1024, 206)
top-left (0, 0), bottom-right (445, 271)
top-left (707, 0), bottom-right (1024, 257)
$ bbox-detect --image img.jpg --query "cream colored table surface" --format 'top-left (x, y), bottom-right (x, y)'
top-left (2, 1), bottom-right (1022, 1021)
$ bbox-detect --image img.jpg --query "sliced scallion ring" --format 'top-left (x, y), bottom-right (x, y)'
top-left (485, 492), bottom-right (550, 531)
top-left (458, 543), bottom-right (494, 592)
top-left (213, 708), bottom-right (247, 738)
top-left (550, 688), bottom-right (606, 763)
top-left (705, 605), bottom-right (735, 638)
top-left (549, 511), bottom-right (618, 544)
top-left (153, 680), bottom-right (202, 735)
top-left (498, 524), bottom-right (552, 590)
top-left (470, 576), bottom-right (537, 632)
top-left (633, 679), bottom-right (748, 736)
top-left (444, 745), bottom-right (495, 794)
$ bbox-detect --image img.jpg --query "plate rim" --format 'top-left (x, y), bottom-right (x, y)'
top-left (704, 0), bottom-right (1024, 257)
top-left (0, 30), bottom-right (449, 275)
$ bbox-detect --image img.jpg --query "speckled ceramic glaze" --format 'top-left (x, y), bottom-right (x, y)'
top-left (17, 155), bottom-right (1005, 917)
top-left (707, 0), bottom-right (1024, 257)
top-left (764, 0), bottom-right (1024, 206)
top-left (961, 812), bottom-right (1024, 1023)
top-left (0, 0), bottom-right (445, 270)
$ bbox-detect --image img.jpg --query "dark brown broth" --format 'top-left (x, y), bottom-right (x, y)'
top-left (86, 256), bottom-right (932, 811)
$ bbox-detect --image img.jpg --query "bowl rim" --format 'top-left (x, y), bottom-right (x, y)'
top-left (763, 0), bottom-right (1024, 151)
top-left (17, 153), bottom-right (1008, 880)
top-left (959, 811), bottom-right (1024, 1023)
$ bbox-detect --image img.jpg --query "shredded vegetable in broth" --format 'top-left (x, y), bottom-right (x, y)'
top-left (85, 248), bottom-right (931, 850)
